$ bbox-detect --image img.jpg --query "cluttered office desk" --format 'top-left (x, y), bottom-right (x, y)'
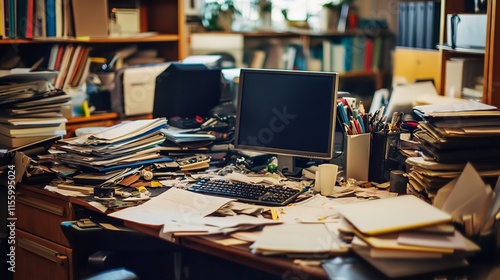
top-left (5, 67), bottom-right (500, 279)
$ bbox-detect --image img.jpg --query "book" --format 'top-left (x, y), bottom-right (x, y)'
top-left (322, 40), bottom-right (331, 72)
top-left (46, 0), bottom-right (55, 36)
top-left (34, 0), bottom-right (46, 37)
top-left (0, 122), bottom-right (66, 137)
top-left (249, 49), bottom-right (266, 68)
top-left (62, 45), bottom-right (82, 89)
top-left (0, 133), bottom-right (57, 148)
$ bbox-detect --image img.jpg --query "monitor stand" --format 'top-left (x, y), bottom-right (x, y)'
top-left (277, 155), bottom-right (302, 177)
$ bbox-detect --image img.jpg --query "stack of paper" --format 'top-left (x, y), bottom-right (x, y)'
top-left (405, 157), bottom-right (500, 203)
top-left (0, 77), bottom-right (70, 148)
top-left (407, 101), bottom-right (500, 201)
top-left (336, 195), bottom-right (480, 278)
top-left (109, 188), bottom-right (281, 240)
top-left (413, 101), bottom-right (500, 162)
top-left (434, 163), bottom-right (500, 237)
top-left (52, 118), bottom-right (172, 172)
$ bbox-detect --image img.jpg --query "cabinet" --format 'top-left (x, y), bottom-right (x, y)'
top-left (393, 48), bottom-right (441, 90)
top-left (436, 0), bottom-right (499, 107)
top-left (16, 185), bottom-right (76, 280)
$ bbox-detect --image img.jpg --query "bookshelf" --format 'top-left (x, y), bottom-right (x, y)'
top-left (437, 0), bottom-right (500, 107)
top-left (188, 29), bottom-right (395, 108)
top-left (0, 0), bottom-right (187, 78)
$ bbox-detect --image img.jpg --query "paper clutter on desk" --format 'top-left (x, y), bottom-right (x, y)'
top-left (433, 162), bottom-right (500, 236)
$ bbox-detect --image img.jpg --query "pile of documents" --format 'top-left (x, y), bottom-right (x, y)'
top-left (0, 78), bottom-right (70, 148)
top-left (336, 195), bottom-right (481, 278)
top-left (52, 118), bottom-right (172, 172)
top-left (406, 101), bottom-right (500, 201)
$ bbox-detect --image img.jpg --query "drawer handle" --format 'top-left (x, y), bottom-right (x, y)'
top-left (18, 238), bottom-right (68, 265)
top-left (17, 195), bottom-right (65, 216)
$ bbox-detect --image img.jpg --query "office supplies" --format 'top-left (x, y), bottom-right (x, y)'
top-left (344, 133), bottom-right (370, 181)
top-left (234, 69), bottom-right (338, 173)
top-left (188, 178), bottom-right (303, 206)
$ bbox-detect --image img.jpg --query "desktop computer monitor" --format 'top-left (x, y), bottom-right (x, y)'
top-left (234, 68), bottom-right (339, 172)
top-left (153, 63), bottom-right (222, 119)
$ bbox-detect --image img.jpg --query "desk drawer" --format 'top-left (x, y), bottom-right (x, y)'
top-left (17, 188), bottom-right (74, 247)
top-left (15, 229), bottom-right (73, 280)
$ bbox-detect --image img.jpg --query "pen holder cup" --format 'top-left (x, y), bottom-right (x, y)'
top-left (343, 133), bottom-right (371, 182)
top-left (368, 132), bottom-right (401, 183)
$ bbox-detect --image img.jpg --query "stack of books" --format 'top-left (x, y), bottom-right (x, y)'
top-left (0, 79), bottom-right (70, 149)
top-left (336, 195), bottom-right (481, 278)
top-left (405, 101), bottom-right (500, 202)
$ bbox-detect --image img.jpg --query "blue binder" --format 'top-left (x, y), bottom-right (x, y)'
top-left (415, 1), bottom-right (426, 49)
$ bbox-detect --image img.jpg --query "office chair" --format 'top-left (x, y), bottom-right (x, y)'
top-left (84, 268), bottom-right (138, 280)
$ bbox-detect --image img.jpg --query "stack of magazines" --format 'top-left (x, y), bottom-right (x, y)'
top-left (52, 118), bottom-right (172, 172)
top-left (406, 101), bottom-right (500, 202)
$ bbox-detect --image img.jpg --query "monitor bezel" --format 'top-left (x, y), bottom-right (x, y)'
top-left (234, 68), bottom-right (339, 160)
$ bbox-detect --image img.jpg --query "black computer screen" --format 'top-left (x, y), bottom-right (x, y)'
top-left (234, 69), bottom-right (338, 160)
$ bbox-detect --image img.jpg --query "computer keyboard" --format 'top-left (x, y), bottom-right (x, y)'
top-left (188, 178), bottom-right (304, 206)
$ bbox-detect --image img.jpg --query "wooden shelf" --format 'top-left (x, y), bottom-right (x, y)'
top-left (0, 34), bottom-right (181, 45)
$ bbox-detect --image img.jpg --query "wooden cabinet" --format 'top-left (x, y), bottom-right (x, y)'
top-left (15, 230), bottom-right (73, 280)
top-left (436, 0), bottom-right (500, 107)
top-left (15, 185), bottom-right (75, 280)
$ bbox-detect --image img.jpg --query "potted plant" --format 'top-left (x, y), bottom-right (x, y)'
top-left (256, 0), bottom-right (272, 28)
top-left (320, 1), bottom-right (344, 32)
top-left (202, 0), bottom-right (242, 31)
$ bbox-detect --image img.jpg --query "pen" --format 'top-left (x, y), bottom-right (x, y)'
top-left (356, 115), bottom-right (366, 133)
top-left (350, 119), bottom-right (359, 135)
top-left (344, 123), bottom-right (352, 135)
top-left (337, 102), bottom-right (350, 126)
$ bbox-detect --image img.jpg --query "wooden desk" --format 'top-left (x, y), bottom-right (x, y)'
top-left (15, 184), bottom-right (500, 280)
